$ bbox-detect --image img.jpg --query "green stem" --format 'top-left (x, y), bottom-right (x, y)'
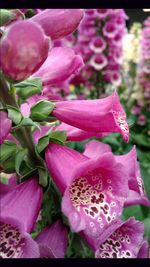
top-left (0, 76), bottom-right (43, 167)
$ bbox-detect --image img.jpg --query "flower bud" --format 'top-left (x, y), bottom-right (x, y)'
top-left (0, 20), bottom-right (50, 81)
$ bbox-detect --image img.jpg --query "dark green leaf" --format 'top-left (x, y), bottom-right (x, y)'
top-left (36, 135), bottom-right (50, 154)
top-left (31, 101), bottom-right (55, 121)
top-left (7, 105), bottom-right (22, 124)
top-left (15, 148), bottom-right (28, 175)
top-left (49, 130), bottom-right (67, 144)
top-left (38, 167), bottom-right (48, 187)
top-left (14, 77), bottom-right (42, 99)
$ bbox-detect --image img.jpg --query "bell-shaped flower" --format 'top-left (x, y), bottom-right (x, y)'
top-left (52, 91), bottom-right (129, 142)
top-left (0, 20), bottom-right (50, 81)
top-left (45, 143), bottom-right (129, 241)
top-left (95, 218), bottom-right (149, 258)
top-left (83, 141), bottom-right (150, 208)
top-left (30, 9), bottom-right (84, 40)
top-left (0, 111), bottom-right (12, 144)
top-left (33, 47), bottom-right (84, 86)
top-left (45, 143), bottom-right (88, 194)
top-left (35, 220), bottom-right (68, 258)
top-left (0, 177), bottom-right (43, 258)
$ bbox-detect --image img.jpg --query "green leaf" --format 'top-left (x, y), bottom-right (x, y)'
top-left (49, 131), bottom-right (67, 144)
top-left (132, 134), bottom-right (150, 148)
top-left (0, 141), bottom-right (18, 162)
top-left (38, 167), bottom-right (48, 187)
top-left (7, 105), bottom-right (22, 125)
top-left (0, 9), bottom-right (13, 26)
top-left (31, 100), bottom-right (55, 121)
top-left (36, 135), bottom-right (50, 153)
top-left (12, 118), bottom-right (40, 131)
top-left (15, 148), bottom-right (28, 175)
top-left (14, 77), bottom-right (42, 99)
top-left (1, 156), bottom-right (16, 173)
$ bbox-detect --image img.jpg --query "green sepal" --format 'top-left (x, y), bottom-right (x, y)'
top-left (38, 166), bottom-right (48, 187)
top-left (0, 141), bottom-right (18, 162)
top-left (31, 100), bottom-right (55, 121)
top-left (12, 118), bottom-right (40, 131)
top-left (49, 130), bottom-right (67, 144)
top-left (14, 77), bottom-right (42, 99)
top-left (7, 105), bottom-right (22, 125)
top-left (15, 148), bottom-right (28, 175)
top-left (36, 130), bottom-right (67, 154)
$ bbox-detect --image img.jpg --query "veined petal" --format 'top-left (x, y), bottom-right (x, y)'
top-left (30, 9), bottom-right (84, 40)
top-left (52, 91), bottom-right (129, 142)
top-left (35, 220), bottom-right (68, 258)
top-left (45, 143), bottom-right (88, 193)
top-left (0, 177), bottom-right (43, 233)
top-left (33, 47), bottom-right (84, 86)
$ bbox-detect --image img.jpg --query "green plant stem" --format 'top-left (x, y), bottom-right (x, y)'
top-left (0, 76), bottom-right (43, 167)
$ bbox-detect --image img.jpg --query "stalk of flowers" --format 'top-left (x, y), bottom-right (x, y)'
top-left (60, 9), bottom-right (128, 99)
top-left (135, 17), bottom-right (150, 126)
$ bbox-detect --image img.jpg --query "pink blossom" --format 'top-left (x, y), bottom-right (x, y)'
top-left (30, 9), bottom-right (84, 40)
top-left (0, 20), bottom-right (50, 81)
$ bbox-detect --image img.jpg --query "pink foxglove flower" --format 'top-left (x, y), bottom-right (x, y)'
top-left (35, 220), bottom-right (68, 258)
top-left (0, 177), bottom-right (43, 258)
top-left (0, 20), bottom-right (50, 81)
top-left (33, 47), bottom-right (84, 86)
top-left (95, 218), bottom-right (148, 258)
top-left (30, 9), bottom-right (84, 40)
top-left (52, 91), bottom-right (129, 142)
top-left (0, 111), bottom-right (12, 144)
top-left (45, 143), bottom-right (129, 239)
top-left (83, 141), bottom-right (150, 208)
top-left (45, 143), bottom-right (88, 193)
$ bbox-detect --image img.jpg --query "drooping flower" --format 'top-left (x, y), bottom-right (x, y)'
top-left (35, 220), bottom-right (68, 258)
top-left (33, 47), bottom-right (84, 86)
top-left (30, 9), bottom-right (84, 40)
top-left (95, 218), bottom-right (149, 258)
top-left (0, 20), bottom-right (50, 81)
top-left (83, 140), bottom-right (150, 208)
top-left (45, 143), bottom-right (129, 242)
top-left (0, 111), bottom-right (12, 145)
top-left (52, 91), bottom-right (129, 142)
top-left (0, 177), bottom-right (43, 258)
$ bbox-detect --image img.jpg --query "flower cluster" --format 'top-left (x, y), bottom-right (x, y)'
top-left (0, 9), bottom-right (149, 259)
top-left (67, 9), bottom-right (128, 98)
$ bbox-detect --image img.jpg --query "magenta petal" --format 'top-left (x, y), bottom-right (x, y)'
top-left (55, 123), bottom-right (108, 142)
top-left (62, 152), bottom-right (129, 235)
top-left (0, 174), bottom-right (17, 195)
top-left (45, 143), bottom-right (88, 193)
top-left (0, 112), bottom-right (12, 144)
top-left (30, 9), bottom-right (84, 40)
top-left (52, 91), bottom-right (129, 142)
top-left (137, 239), bottom-right (149, 258)
top-left (95, 218), bottom-right (146, 258)
top-left (0, 177), bottom-right (43, 233)
top-left (33, 47), bottom-right (84, 86)
top-left (35, 220), bottom-right (68, 258)
top-left (0, 222), bottom-right (40, 258)
top-left (83, 140), bottom-right (112, 158)
top-left (0, 20), bottom-right (50, 81)
top-left (116, 146), bottom-right (150, 208)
